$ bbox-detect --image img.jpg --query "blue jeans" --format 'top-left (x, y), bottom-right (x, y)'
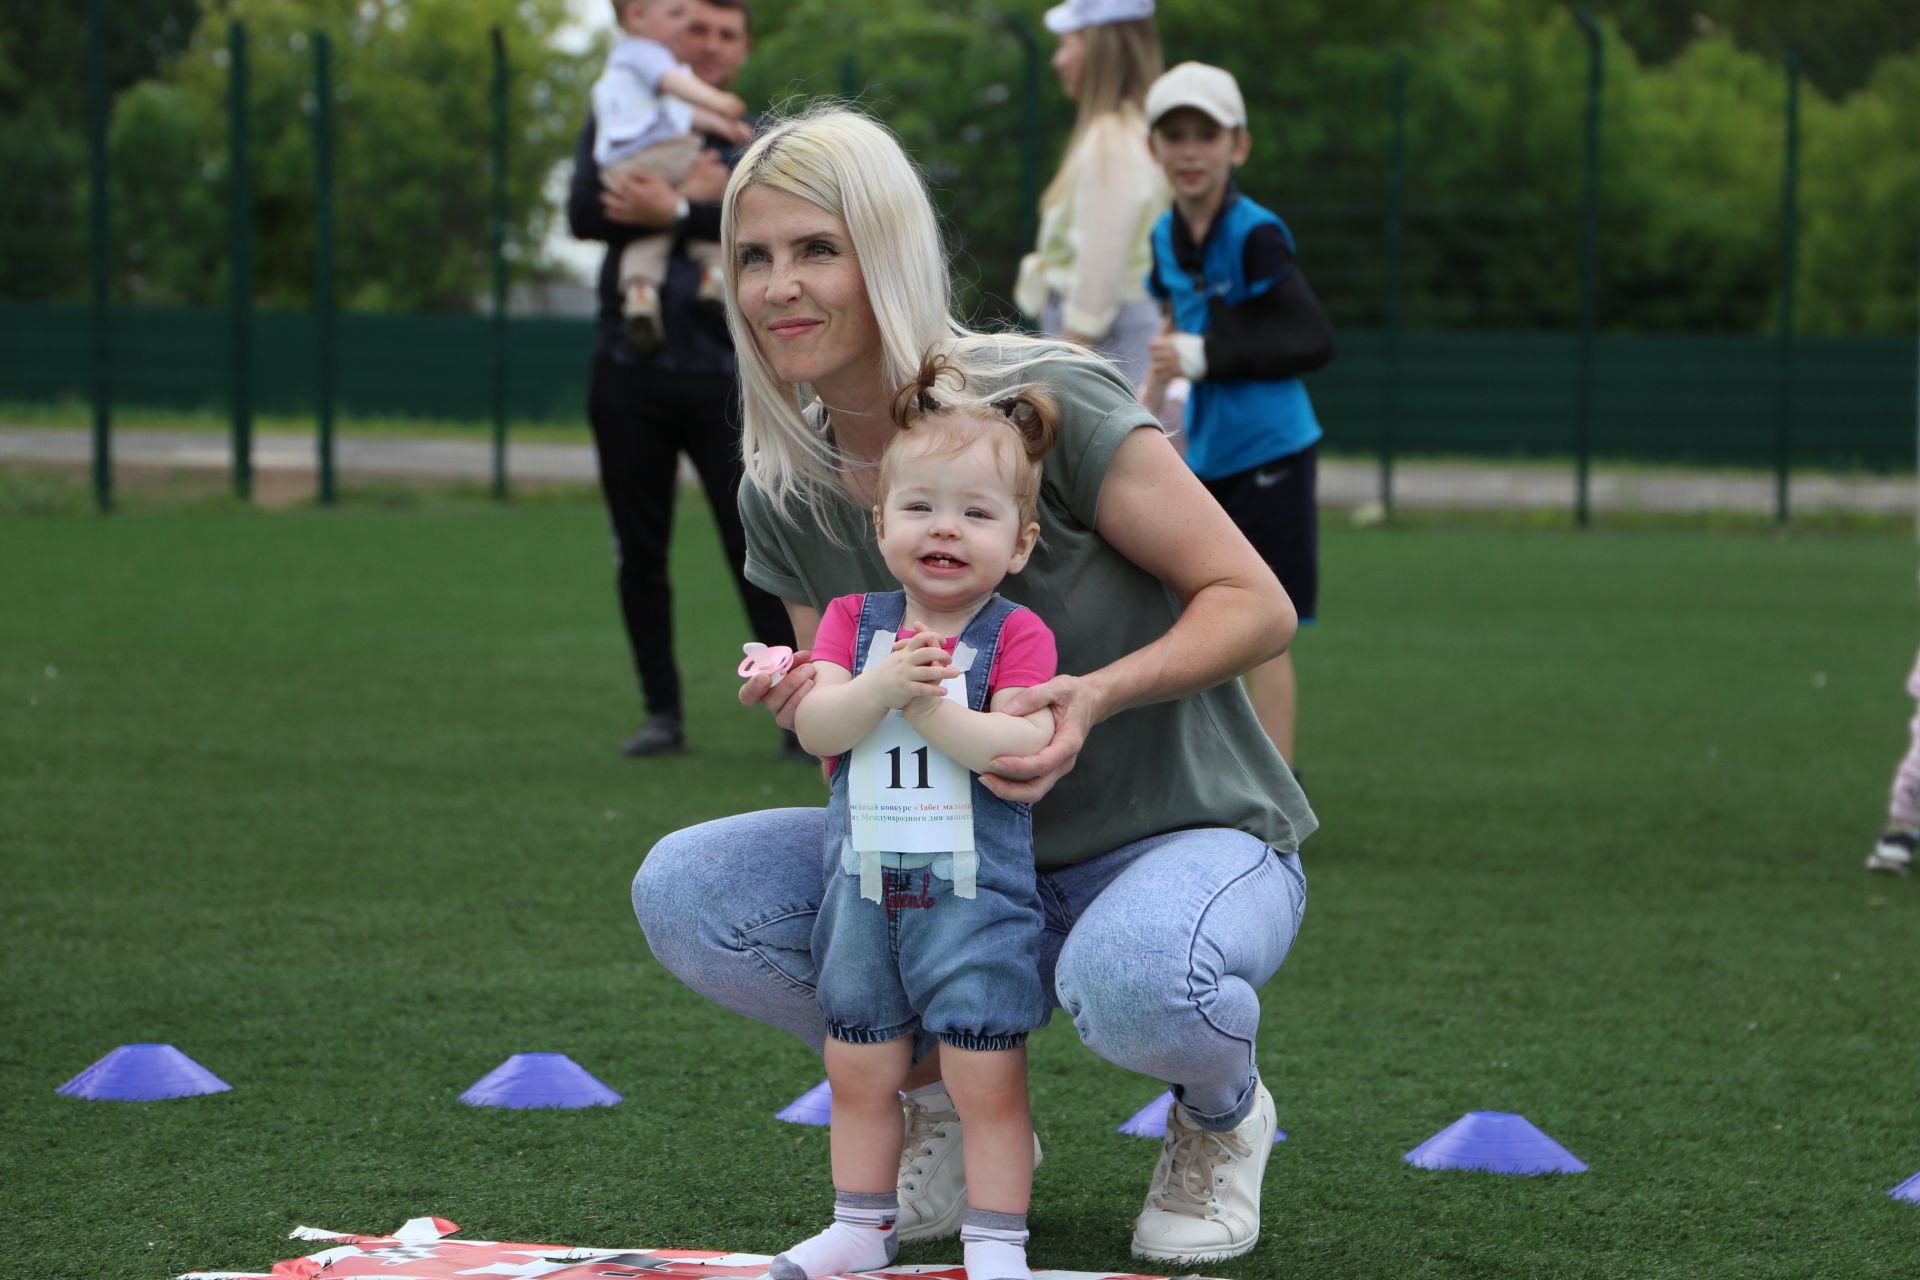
top-left (815, 589), bottom-right (1049, 1051)
top-left (815, 858), bottom-right (1048, 1050)
top-left (633, 809), bottom-right (1307, 1130)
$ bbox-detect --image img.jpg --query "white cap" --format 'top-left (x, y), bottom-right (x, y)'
top-left (1043, 0), bottom-right (1155, 36)
top-left (1145, 61), bottom-right (1247, 129)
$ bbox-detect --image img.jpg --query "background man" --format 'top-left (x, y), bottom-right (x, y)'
top-left (567, 0), bottom-right (799, 760)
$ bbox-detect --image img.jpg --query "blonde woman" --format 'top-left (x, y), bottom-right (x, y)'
top-left (632, 106), bottom-right (1313, 1270)
top-left (1013, 0), bottom-right (1168, 389)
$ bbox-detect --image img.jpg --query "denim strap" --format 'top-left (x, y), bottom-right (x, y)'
top-left (847, 591), bottom-right (1024, 899)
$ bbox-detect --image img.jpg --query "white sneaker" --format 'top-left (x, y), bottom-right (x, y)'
top-left (895, 1086), bottom-right (1043, 1243)
top-left (1868, 828), bottom-right (1916, 875)
top-left (1130, 1081), bottom-right (1276, 1265)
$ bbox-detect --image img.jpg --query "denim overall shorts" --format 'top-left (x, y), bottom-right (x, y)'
top-left (813, 590), bottom-right (1050, 1051)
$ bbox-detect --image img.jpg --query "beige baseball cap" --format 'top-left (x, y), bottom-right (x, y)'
top-left (1146, 61), bottom-right (1247, 130)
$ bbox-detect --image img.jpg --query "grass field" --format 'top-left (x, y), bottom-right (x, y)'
top-left (4, 492), bottom-right (1919, 1279)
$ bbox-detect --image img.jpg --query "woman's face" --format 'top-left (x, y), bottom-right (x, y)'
top-left (733, 183), bottom-right (885, 401)
top-left (1051, 31), bottom-right (1086, 101)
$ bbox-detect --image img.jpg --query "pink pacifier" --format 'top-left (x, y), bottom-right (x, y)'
top-left (738, 642), bottom-right (795, 686)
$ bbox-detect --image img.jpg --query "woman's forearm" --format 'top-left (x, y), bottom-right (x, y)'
top-left (1085, 577), bottom-right (1294, 724)
top-left (1080, 425), bottom-right (1299, 727)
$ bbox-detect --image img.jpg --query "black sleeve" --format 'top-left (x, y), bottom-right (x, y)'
top-left (682, 198), bottom-right (722, 243)
top-left (566, 116), bottom-right (626, 244)
top-left (681, 127), bottom-right (747, 244)
top-left (1202, 225), bottom-right (1337, 381)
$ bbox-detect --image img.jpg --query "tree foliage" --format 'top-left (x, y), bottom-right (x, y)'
top-left (1599, 0), bottom-right (1920, 99)
top-left (734, 0), bottom-right (1914, 335)
top-left (735, 0), bottom-right (1060, 323)
top-left (0, 0), bottom-right (199, 298)
top-left (3, 0), bottom-right (1912, 333)
top-left (104, 0), bottom-right (589, 311)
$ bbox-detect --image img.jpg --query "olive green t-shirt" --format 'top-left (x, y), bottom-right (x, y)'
top-left (739, 354), bottom-right (1317, 871)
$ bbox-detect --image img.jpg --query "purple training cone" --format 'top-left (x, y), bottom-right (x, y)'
top-left (777, 1078), bottom-right (833, 1126)
top-left (1890, 1170), bottom-right (1920, 1204)
top-left (459, 1053), bottom-right (621, 1109)
top-left (1117, 1090), bottom-right (1285, 1142)
top-left (1404, 1110), bottom-right (1587, 1175)
top-left (57, 1043), bottom-right (232, 1101)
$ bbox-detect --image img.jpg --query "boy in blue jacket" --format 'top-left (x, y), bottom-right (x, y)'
top-left (1143, 61), bottom-right (1335, 769)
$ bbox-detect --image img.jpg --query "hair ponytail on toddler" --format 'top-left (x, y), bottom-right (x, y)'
top-left (875, 349), bottom-right (1062, 529)
top-left (988, 387), bottom-right (1062, 470)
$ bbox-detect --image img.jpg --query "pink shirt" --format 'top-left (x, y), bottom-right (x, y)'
top-left (813, 594), bottom-right (1058, 694)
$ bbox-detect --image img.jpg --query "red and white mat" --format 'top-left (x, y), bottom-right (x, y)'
top-left (180, 1216), bottom-right (1223, 1280)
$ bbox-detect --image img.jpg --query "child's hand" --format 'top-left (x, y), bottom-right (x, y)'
top-left (718, 117), bottom-right (754, 146)
top-left (1147, 330), bottom-right (1184, 388)
top-left (716, 91), bottom-right (749, 119)
top-left (867, 628), bottom-right (952, 709)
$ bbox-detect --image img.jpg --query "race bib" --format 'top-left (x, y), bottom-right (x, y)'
top-left (848, 631), bottom-right (976, 898)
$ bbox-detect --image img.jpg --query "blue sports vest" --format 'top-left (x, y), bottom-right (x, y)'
top-left (1149, 193), bottom-right (1323, 481)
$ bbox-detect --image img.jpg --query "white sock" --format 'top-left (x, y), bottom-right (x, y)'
top-left (768, 1192), bottom-right (898, 1280)
top-left (961, 1209), bottom-right (1031, 1280)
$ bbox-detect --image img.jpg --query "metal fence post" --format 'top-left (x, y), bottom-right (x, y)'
top-left (314, 32), bottom-right (336, 506)
top-left (228, 20), bottom-right (253, 501)
top-left (87, 0), bottom-right (113, 513)
top-left (1774, 49), bottom-right (1800, 527)
top-left (490, 25), bottom-right (509, 502)
top-left (840, 55), bottom-right (859, 101)
top-left (1381, 52), bottom-right (1407, 518)
top-left (1573, 8), bottom-right (1603, 529)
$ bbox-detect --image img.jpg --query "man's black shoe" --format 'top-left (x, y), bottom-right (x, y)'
top-left (622, 714), bottom-right (685, 757)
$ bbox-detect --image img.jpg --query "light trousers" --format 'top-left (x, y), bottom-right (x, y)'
top-left (633, 807), bottom-right (1307, 1128)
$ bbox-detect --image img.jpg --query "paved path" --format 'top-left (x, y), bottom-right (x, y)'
top-left (3, 425), bottom-right (1911, 517)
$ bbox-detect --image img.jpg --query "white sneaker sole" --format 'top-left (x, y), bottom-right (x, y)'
top-left (1129, 1085), bottom-right (1274, 1267)
top-left (1129, 1235), bottom-right (1259, 1266)
top-left (1866, 851), bottom-right (1912, 874)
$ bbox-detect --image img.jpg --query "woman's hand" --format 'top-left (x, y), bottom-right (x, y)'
top-left (739, 648), bottom-right (818, 730)
top-left (679, 148), bottom-right (732, 204)
top-left (601, 165), bottom-right (681, 227)
top-left (978, 672), bottom-right (1105, 804)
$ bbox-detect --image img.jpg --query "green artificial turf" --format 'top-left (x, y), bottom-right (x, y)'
top-left (3, 495), bottom-right (1918, 1279)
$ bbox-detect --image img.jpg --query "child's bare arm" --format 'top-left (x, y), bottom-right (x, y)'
top-left (658, 69), bottom-right (745, 119)
top-left (904, 690), bottom-right (1055, 777)
top-left (795, 635), bottom-right (953, 757)
top-left (1141, 313), bottom-right (1176, 420)
top-left (689, 105), bottom-right (753, 147)
top-left (792, 664), bottom-right (887, 757)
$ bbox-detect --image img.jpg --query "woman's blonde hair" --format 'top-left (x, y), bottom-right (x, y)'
top-left (722, 104), bottom-right (1098, 524)
top-left (1040, 17), bottom-right (1163, 212)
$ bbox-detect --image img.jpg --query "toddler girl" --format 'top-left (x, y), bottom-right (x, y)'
top-left (773, 353), bottom-right (1061, 1280)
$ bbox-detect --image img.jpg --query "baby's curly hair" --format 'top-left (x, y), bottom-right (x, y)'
top-left (872, 350), bottom-right (1061, 529)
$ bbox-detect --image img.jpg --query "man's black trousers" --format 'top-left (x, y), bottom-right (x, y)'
top-left (586, 350), bottom-right (795, 719)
